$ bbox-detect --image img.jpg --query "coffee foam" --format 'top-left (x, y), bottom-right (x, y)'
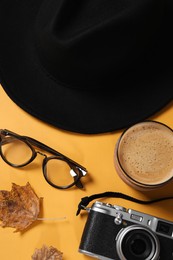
top-left (116, 121), bottom-right (173, 185)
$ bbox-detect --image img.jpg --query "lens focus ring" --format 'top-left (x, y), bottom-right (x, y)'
top-left (116, 225), bottom-right (160, 260)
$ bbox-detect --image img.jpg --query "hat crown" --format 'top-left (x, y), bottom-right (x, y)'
top-left (35, 0), bottom-right (163, 89)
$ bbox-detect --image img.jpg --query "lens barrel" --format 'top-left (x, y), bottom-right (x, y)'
top-left (116, 225), bottom-right (160, 260)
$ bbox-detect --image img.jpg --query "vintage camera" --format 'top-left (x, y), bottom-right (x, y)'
top-left (79, 201), bottom-right (173, 260)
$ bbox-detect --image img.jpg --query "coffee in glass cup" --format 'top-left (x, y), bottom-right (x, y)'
top-left (114, 120), bottom-right (173, 191)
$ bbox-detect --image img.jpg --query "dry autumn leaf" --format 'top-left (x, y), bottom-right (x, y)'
top-left (0, 182), bottom-right (41, 232)
top-left (32, 245), bottom-right (63, 260)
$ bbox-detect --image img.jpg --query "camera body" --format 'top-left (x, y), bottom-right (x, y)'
top-left (79, 201), bottom-right (173, 260)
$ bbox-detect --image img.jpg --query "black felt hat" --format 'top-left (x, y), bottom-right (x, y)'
top-left (0, 0), bottom-right (173, 134)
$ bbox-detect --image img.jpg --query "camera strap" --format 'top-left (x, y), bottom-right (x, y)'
top-left (76, 191), bottom-right (173, 215)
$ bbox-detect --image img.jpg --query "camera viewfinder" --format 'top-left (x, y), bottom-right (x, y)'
top-left (156, 221), bottom-right (173, 236)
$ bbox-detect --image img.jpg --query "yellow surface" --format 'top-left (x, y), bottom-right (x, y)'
top-left (0, 84), bottom-right (173, 260)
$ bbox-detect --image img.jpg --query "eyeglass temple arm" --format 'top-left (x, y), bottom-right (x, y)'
top-left (27, 137), bottom-right (87, 172)
top-left (70, 168), bottom-right (85, 189)
top-left (74, 176), bottom-right (84, 189)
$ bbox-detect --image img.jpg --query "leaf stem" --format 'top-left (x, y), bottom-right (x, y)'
top-left (36, 217), bottom-right (66, 221)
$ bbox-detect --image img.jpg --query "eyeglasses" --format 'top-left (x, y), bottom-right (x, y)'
top-left (0, 129), bottom-right (87, 189)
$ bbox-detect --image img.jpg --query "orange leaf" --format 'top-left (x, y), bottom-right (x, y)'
top-left (0, 182), bottom-right (41, 232)
top-left (32, 245), bottom-right (63, 260)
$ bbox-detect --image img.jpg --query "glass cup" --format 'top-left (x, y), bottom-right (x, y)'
top-left (114, 120), bottom-right (173, 191)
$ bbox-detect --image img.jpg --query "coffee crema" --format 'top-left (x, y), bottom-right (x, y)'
top-left (114, 121), bottom-right (173, 190)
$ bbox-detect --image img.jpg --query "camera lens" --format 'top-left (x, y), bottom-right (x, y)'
top-left (130, 236), bottom-right (147, 255)
top-left (122, 230), bottom-right (153, 258)
top-left (116, 225), bottom-right (160, 260)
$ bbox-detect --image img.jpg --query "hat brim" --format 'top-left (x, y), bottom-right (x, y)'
top-left (0, 0), bottom-right (173, 134)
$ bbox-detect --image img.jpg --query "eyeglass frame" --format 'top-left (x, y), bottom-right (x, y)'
top-left (0, 129), bottom-right (87, 190)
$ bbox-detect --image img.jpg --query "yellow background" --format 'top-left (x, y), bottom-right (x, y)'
top-left (0, 84), bottom-right (173, 260)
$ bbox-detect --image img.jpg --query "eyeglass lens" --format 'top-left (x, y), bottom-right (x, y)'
top-left (1, 137), bottom-right (33, 166)
top-left (44, 157), bottom-right (78, 187)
